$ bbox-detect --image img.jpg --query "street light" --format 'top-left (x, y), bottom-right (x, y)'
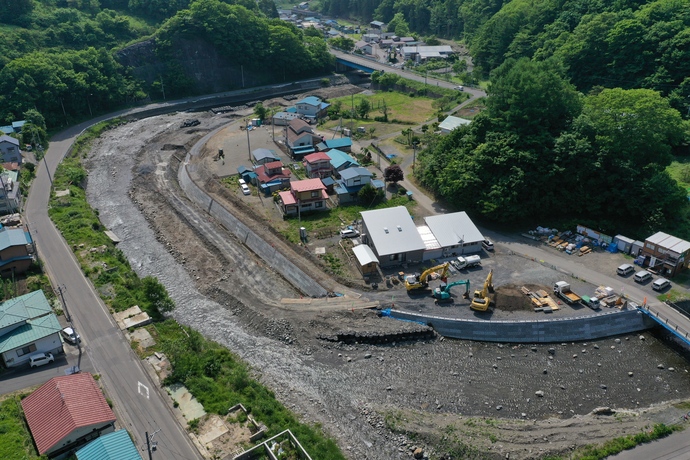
top-left (86, 93), bottom-right (93, 117)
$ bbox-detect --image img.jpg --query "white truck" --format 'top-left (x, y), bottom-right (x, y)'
top-left (580, 295), bottom-right (601, 310)
top-left (553, 281), bottom-right (582, 304)
top-left (456, 255), bottom-right (481, 269)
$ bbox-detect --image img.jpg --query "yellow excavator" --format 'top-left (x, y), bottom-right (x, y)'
top-left (405, 263), bottom-right (450, 291)
top-left (470, 269), bottom-right (494, 311)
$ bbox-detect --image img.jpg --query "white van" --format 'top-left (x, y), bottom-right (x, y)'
top-left (617, 264), bottom-right (634, 276)
top-left (634, 270), bottom-right (652, 283)
top-left (652, 278), bottom-right (671, 291)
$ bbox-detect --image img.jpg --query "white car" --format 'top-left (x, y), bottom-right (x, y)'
top-left (29, 352), bottom-right (54, 368)
top-left (61, 327), bottom-right (80, 344)
top-left (454, 85), bottom-right (464, 91)
top-left (241, 184), bottom-right (251, 195)
top-left (340, 229), bottom-right (360, 239)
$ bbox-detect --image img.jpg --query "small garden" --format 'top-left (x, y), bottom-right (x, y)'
top-left (0, 394), bottom-right (45, 460)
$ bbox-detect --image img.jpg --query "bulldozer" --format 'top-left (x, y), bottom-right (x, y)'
top-left (405, 263), bottom-right (450, 291)
top-left (470, 269), bottom-right (494, 311)
top-left (433, 279), bottom-right (470, 302)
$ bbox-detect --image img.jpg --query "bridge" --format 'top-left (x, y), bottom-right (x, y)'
top-left (335, 56), bottom-right (377, 73)
top-left (638, 302), bottom-right (690, 346)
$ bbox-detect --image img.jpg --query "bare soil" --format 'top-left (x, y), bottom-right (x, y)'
top-left (82, 88), bottom-right (690, 460)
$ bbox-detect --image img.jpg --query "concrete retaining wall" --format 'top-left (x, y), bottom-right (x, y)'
top-left (179, 159), bottom-right (327, 298)
top-left (389, 309), bottom-right (656, 343)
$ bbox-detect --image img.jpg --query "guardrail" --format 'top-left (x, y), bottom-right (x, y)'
top-left (637, 303), bottom-right (690, 346)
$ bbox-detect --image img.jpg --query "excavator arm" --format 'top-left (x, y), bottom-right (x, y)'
top-left (433, 279), bottom-right (470, 301)
top-left (470, 269), bottom-right (493, 311)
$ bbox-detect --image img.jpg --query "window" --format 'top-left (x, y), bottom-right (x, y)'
top-left (311, 191), bottom-right (319, 198)
top-left (17, 344), bottom-right (37, 356)
top-left (353, 178), bottom-right (361, 185)
top-left (389, 254), bottom-right (399, 261)
top-left (646, 243), bottom-right (655, 250)
top-left (315, 201), bottom-right (323, 208)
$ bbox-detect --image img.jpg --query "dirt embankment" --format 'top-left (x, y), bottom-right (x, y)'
top-left (83, 100), bottom-right (690, 460)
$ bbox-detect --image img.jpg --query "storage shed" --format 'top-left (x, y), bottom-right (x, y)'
top-left (613, 235), bottom-right (634, 254)
top-left (352, 244), bottom-right (379, 275)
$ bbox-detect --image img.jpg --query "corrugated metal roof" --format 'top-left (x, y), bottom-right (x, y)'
top-left (22, 373), bottom-right (116, 455)
top-left (339, 167), bottom-right (372, 181)
top-left (417, 225), bottom-right (442, 250)
top-left (252, 148), bottom-right (279, 162)
top-left (327, 149), bottom-right (358, 169)
top-left (291, 178), bottom-right (325, 193)
top-left (0, 290), bottom-right (51, 329)
top-left (424, 212), bottom-right (483, 248)
top-left (352, 244), bottom-right (379, 266)
top-left (0, 226), bottom-right (31, 251)
top-left (324, 138), bottom-right (352, 149)
top-left (296, 96), bottom-right (322, 107)
top-left (76, 430), bottom-right (142, 460)
top-left (303, 152), bottom-right (331, 163)
top-left (0, 134), bottom-right (19, 146)
top-left (439, 116), bottom-right (471, 132)
top-left (361, 206), bottom-right (426, 256)
top-left (0, 313), bottom-right (61, 353)
top-left (646, 231), bottom-right (690, 254)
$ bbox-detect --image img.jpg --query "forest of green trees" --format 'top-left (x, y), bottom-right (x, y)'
top-left (0, 0), bottom-right (331, 129)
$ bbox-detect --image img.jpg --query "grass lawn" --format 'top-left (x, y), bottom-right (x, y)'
top-left (277, 195), bottom-right (414, 243)
top-left (0, 396), bottom-right (44, 460)
top-left (327, 92), bottom-right (437, 125)
top-left (667, 159), bottom-right (690, 192)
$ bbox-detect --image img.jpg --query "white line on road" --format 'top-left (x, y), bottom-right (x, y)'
top-left (138, 381), bottom-right (149, 399)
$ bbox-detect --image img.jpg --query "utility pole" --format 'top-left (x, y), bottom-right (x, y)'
top-left (245, 119), bottom-right (251, 160)
top-left (159, 75), bottom-right (166, 100)
top-left (56, 285), bottom-right (70, 322)
top-left (145, 431), bottom-right (153, 460)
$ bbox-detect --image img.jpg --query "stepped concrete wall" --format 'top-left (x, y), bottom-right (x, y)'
top-left (389, 309), bottom-right (656, 343)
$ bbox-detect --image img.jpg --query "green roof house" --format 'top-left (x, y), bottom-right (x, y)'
top-left (76, 430), bottom-right (142, 460)
top-left (0, 290), bottom-right (62, 367)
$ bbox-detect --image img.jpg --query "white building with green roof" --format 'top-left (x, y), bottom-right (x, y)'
top-left (0, 290), bottom-right (63, 368)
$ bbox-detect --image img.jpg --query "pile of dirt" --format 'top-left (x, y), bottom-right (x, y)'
top-left (494, 283), bottom-right (548, 312)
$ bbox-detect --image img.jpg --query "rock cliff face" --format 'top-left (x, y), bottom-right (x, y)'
top-left (115, 37), bottom-right (263, 94)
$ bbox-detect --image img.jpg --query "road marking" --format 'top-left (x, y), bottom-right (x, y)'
top-left (138, 381), bottom-right (149, 399)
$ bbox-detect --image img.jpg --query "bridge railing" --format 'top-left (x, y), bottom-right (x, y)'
top-left (638, 302), bottom-right (690, 344)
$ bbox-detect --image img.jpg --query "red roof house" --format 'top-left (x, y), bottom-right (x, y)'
top-left (278, 178), bottom-right (328, 216)
top-left (302, 152), bottom-right (332, 179)
top-left (22, 373), bottom-right (116, 457)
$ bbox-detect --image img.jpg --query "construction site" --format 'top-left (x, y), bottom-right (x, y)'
top-left (80, 95), bottom-right (690, 460)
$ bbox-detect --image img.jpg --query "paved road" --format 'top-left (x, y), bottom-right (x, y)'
top-left (25, 123), bottom-right (202, 460)
top-left (608, 431), bottom-right (690, 460)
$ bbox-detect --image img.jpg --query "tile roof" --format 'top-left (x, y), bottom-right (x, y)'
top-left (291, 178), bottom-right (326, 193)
top-left (22, 373), bottom-right (116, 455)
top-left (0, 313), bottom-right (61, 353)
top-left (0, 290), bottom-right (51, 329)
top-left (76, 430), bottom-right (142, 460)
top-left (0, 226), bottom-right (32, 251)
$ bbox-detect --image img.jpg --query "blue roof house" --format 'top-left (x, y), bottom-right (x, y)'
top-left (251, 148), bottom-right (280, 165)
top-left (0, 290), bottom-right (63, 368)
top-left (76, 430), bottom-right (142, 460)
top-left (335, 167), bottom-right (383, 204)
top-left (316, 137), bottom-right (353, 152)
top-left (327, 149), bottom-right (359, 173)
top-left (294, 96), bottom-right (330, 119)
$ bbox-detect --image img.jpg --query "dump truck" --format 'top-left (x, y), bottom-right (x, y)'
top-left (456, 255), bottom-right (481, 269)
top-left (553, 281), bottom-right (581, 304)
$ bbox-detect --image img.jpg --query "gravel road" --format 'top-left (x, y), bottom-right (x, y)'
top-left (83, 111), bottom-right (690, 460)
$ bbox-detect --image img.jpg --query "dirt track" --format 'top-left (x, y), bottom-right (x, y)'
top-left (83, 103), bottom-right (690, 459)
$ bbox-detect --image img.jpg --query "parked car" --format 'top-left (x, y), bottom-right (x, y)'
top-left (340, 229), bottom-right (360, 239)
top-left (240, 184), bottom-right (251, 195)
top-left (482, 239), bottom-right (494, 251)
top-left (652, 278), bottom-right (671, 291)
top-left (61, 327), bottom-right (80, 344)
top-left (634, 270), bottom-right (652, 283)
top-left (617, 264), bottom-right (634, 276)
top-left (238, 178), bottom-right (247, 186)
top-left (29, 352), bottom-right (54, 368)
top-left (453, 85), bottom-right (464, 91)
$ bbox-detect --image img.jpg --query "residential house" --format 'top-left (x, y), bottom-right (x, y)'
top-left (354, 40), bottom-right (374, 55)
top-left (294, 96), bottom-right (330, 120)
top-left (334, 167), bottom-right (383, 204)
top-left (422, 212), bottom-right (483, 260)
top-left (0, 170), bottom-right (21, 214)
top-left (362, 34), bottom-right (380, 43)
top-left (272, 111), bottom-right (300, 126)
top-left (0, 290), bottom-right (63, 368)
top-left (0, 226), bottom-right (34, 276)
top-left (0, 125), bottom-right (13, 135)
top-left (237, 166), bottom-right (258, 185)
top-left (316, 137), bottom-right (353, 153)
top-left (303, 152), bottom-right (332, 179)
top-left (380, 39), bottom-right (395, 48)
top-left (285, 119), bottom-right (320, 159)
top-left (278, 178), bottom-right (328, 216)
top-left (0, 135), bottom-right (21, 164)
top-left (0, 120), bottom-right (25, 135)
top-left (361, 206), bottom-right (426, 267)
top-left (255, 161), bottom-right (291, 195)
top-left (327, 149), bottom-right (359, 174)
top-left (369, 20), bottom-right (385, 33)
top-left (76, 430), bottom-right (142, 460)
top-left (640, 231), bottom-right (690, 277)
top-left (439, 116), bottom-right (471, 134)
top-left (399, 36), bottom-right (416, 44)
top-left (22, 373), bottom-right (117, 458)
top-left (252, 148), bottom-right (280, 165)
